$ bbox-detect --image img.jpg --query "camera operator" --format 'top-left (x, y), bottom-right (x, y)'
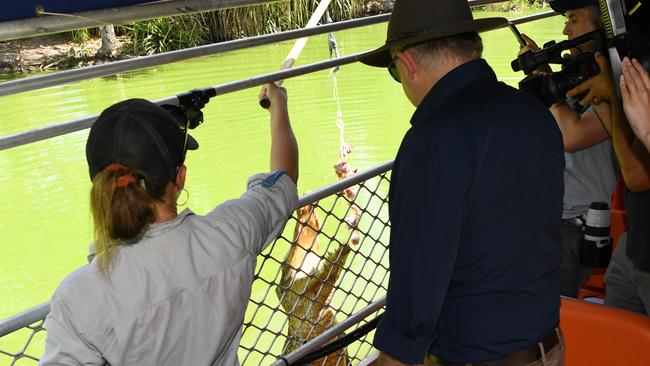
top-left (517, 0), bottom-right (619, 298)
top-left (567, 2), bottom-right (650, 314)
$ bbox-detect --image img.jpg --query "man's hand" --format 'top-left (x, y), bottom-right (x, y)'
top-left (620, 57), bottom-right (650, 147)
top-left (517, 34), bottom-right (552, 74)
top-left (566, 52), bottom-right (617, 106)
top-left (518, 33), bottom-right (539, 55)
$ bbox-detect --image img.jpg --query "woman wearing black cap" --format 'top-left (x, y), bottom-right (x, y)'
top-left (39, 83), bottom-right (298, 366)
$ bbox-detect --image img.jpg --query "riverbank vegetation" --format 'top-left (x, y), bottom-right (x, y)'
top-left (481, 0), bottom-right (548, 12)
top-left (119, 0), bottom-right (382, 55)
top-left (118, 0), bottom-right (550, 54)
top-left (0, 0), bottom-right (386, 74)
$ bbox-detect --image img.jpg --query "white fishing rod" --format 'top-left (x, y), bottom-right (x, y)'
top-left (258, 0), bottom-right (333, 108)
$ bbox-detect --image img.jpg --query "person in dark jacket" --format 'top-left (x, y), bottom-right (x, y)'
top-left (566, 3), bottom-right (650, 315)
top-left (359, 0), bottom-right (565, 364)
top-left (517, 0), bottom-right (618, 299)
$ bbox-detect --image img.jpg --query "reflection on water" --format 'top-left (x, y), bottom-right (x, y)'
top-left (0, 7), bottom-right (564, 343)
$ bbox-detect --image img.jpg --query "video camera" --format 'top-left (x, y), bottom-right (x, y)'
top-left (511, 0), bottom-right (648, 109)
top-left (512, 30), bottom-right (605, 108)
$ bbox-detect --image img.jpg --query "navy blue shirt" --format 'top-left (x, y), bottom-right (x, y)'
top-left (373, 59), bottom-right (565, 364)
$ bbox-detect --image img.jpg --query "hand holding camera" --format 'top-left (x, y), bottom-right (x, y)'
top-left (511, 30), bottom-right (604, 109)
top-left (516, 33), bottom-right (553, 75)
top-left (566, 51), bottom-right (617, 106)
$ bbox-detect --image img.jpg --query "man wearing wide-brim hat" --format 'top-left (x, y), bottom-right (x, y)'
top-left (359, 0), bottom-right (566, 365)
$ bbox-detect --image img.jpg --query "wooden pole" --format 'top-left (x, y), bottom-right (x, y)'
top-left (258, 0), bottom-right (333, 108)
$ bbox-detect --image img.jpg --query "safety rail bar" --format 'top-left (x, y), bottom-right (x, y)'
top-left (296, 160), bottom-right (392, 205)
top-left (0, 10), bottom-right (558, 153)
top-left (271, 297), bottom-right (385, 366)
top-left (0, 14), bottom-right (389, 97)
top-left (0, 0), bottom-right (283, 42)
top-left (0, 0), bottom-right (531, 97)
top-left (510, 11), bottom-right (558, 25)
top-left (0, 51), bottom-right (362, 151)
top-left (0, 303), bottom-right (50, 338)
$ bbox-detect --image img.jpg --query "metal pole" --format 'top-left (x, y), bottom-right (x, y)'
top-left (0, 53), bottom-right (361, 151)
top-left (0, 14), bottom-right (390, 97)
top-left (0, 0), bottom-right (283, 42)
top-left (268, 297), bottom-right (386, 366)
top-left (509, 11), bottom-right (558, 25)
top-left (0, 0), bottom-right (509, 42)
top-left (468, 0), bottom-right (517, 6)
top-left (0, 1), bottom-right (549, 97)
top-left (0, 11), bottom-right (559, 152)
top-left (0, 302), bottom-right (50, 338)
top-left (298, 161), bottom-right (393, 207)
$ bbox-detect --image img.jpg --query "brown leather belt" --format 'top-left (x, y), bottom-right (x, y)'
top-left (439, 329), bottom-right (559, 366)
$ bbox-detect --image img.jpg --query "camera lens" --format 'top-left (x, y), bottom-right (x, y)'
top-left (580, 201), bottom-right (612, 267)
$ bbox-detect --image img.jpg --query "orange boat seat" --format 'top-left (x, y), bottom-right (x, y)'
top-left (560, 297), bottom-right (650, 365)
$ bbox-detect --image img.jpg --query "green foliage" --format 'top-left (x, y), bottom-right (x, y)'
top-left (68, 0), bottom-right (548, 56)
top-left (481, 0), bottom-right (548, 12)
top-left (119, 15), bottom-right (210, 55)
top-left (208, 0), bottom-right (367, 41)
top-left (118, 0), bottom-right (371, 53)
top-left (70, 28), bottom-right (92, 43)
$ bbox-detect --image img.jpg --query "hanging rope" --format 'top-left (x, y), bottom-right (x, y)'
top-left (327, 12), bottom-right (361, 242)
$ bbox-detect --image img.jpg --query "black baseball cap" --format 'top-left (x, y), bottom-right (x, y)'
top-left (86, 98), bottom-right (198, 191)
top-left (549, 0), bottom-right (599, 14)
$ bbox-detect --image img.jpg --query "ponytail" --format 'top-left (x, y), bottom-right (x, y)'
top-left (90, 167), bottom-right (164, 274)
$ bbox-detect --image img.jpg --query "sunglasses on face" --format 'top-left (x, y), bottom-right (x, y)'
top-left (387, 55), bottom-right (401, 83)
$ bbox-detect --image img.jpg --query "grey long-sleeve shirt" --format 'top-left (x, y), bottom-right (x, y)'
top-left (40, 172), bottom-right (298, 366)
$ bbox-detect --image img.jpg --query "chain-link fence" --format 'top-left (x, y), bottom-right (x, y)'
top-left (0, 317), bottom-right (47, 366)
top-left (0, 161), bottom-right (392, 366)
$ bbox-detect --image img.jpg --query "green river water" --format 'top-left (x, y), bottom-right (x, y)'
top-left (0, 10), bottom-right (565, 363)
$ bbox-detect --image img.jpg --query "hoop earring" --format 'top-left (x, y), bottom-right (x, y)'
top-left (177, 188), bottom-right (189, 206)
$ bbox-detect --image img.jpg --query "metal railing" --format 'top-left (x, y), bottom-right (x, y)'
top-left (0, 10), bottom-right (558, 152)
top-left (0, 0), bottom-right (284, 42)
top-left (0, 160), bottom-right (393, 365)
top-left (0, 0), bottom-right (553, 97)
top-left (0, 14), bottom-right (390, 97)
top-left (0, 2), bottom-right (562, 364)
top-left (0, 303), bottom-right (49, 364)
top-left (0, 51), bottom-right (364, 152)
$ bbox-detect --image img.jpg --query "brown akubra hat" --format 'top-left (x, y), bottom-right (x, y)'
top-left (359, 0), bottom-right (508, 67)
